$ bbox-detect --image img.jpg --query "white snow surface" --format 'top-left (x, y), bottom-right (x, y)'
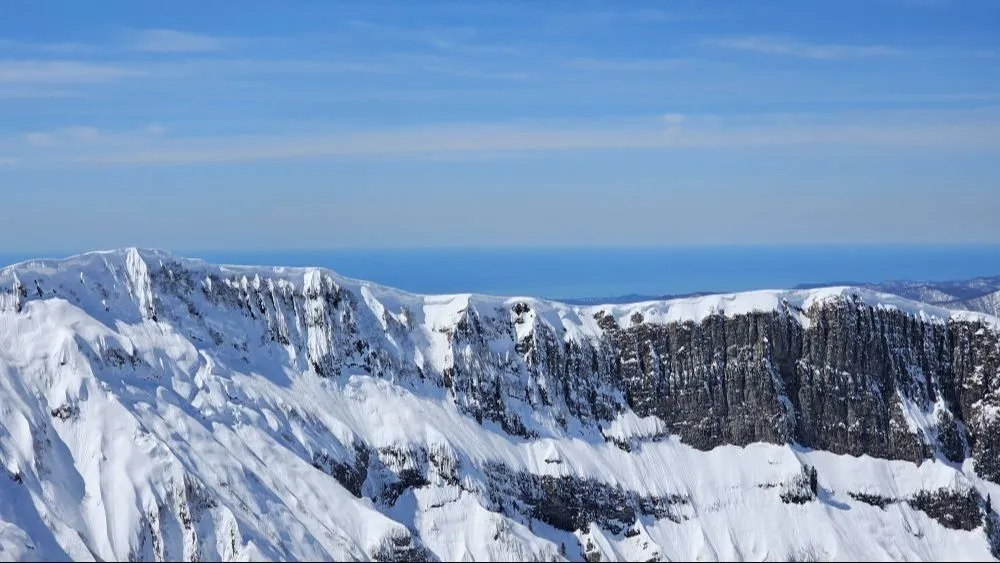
top-left (956, 290), bottom-right (1000, 318)
top-left (0, 249), bottom-right (998, 561)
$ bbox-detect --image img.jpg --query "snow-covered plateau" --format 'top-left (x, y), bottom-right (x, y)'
top-left (2, 248), bottom-right (1000, 562)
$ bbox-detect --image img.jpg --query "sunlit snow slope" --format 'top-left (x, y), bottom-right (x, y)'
top-left (2, 249), bottom-right (1000, 562)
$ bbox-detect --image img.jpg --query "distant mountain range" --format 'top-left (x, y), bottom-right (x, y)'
top-left (561, 275), bottom-right (1000, 315)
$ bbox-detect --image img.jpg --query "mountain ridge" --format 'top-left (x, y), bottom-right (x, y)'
top-left (559, 274), bottom-right (1000, 313)
top-left (4, 247), bottom-right (994, 328)
top-left (2, 248), bottom-right (1000, 561)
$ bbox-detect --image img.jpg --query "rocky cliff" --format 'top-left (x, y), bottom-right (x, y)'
top-left (2, 249), bottom-right (1000, 561)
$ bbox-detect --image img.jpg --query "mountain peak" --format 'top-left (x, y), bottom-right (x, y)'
top-left (2, 248), bottom-right (1000, 560)
top-left (4, 249), bottom-right (997, 332)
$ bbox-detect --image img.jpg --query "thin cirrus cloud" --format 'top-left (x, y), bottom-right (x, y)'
top-left (0, 29), bottom-right (236, 55)
top-left (0, 60), bottom-right (141, 84)
top-left (560, 9), bottom-right (684, 27)
top-left (9, 110), bottom-right (1000, 167)
top-left (703, 36), bottom-right (908, 60)
top-left (24, 126), bottom-right (102, 147)
top-left (0, 86), bottom-right (76, 99)
top-left (564, 57), bottom-right (693, 72)
top-left (126, 29), bottom-right (236, 53)
top-left (343, 20), bottom-right (479, 49)
top-left (340, 20), bottom-right (520, 56)
top-left (0, 38), bottom-right (95, 54)
top-left (151, 55), bottom-right (529, 81)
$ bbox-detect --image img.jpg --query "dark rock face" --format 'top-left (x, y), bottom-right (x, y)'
top-left (611, 309), bottom-right (795, 450)
top-left (847, 487), bottom-right (988, 532)
top-left (908, 487), bottom-right (983, 531)
top-left (474, 298), bottom-right (1000, 474)
top-left (987, 503), bottom-right (1000, 559)
top-left (483, 462), bottom-right (690, 534)
top-left (952, 322), bottom-right (1000, 482)
top-left (312, 443), bottom-right (369, 497)
top-left (848, 491), bottom-right (895, 509)
top-left (49, 404), bottom-right (80, 422)
top-left (607, 299), bottom-right (977, 464)
top-left (134, 261), bottom-right (1000, 478)
top-left (779, 465), bottom-right (819, 505)
top-left (127, 476), bottom-right (231, 562)
top-left (368, 529), bottom-right (436, 563)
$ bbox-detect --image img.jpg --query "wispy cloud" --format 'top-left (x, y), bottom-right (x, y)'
top-left (8, 109), bottom-right (999, 167)
top-left (341, 20), bottom-right (518, 55)
top-left (565, 57), bottom-right (692, 72)
top-left (24, 126), bottom-right (102, 147)
top-left (703, 36), bottom-right (907, 60)
top-left (563, 9), bottom-right (684, 27)
top-left (150, 54), bottom-right (528, 80)
top-left (345, 20), bottom-right (477, 48)
top-left (390, 54), bottom-right (529, 79)
top-left (0, 38), bottom-right (95, 54)
top-left (3, 30), bottom-right (241, 55)
top-left (0, 61), bottom-right (142, 84)
top-left (127, 29), bottom-right (236, 53)
top-left (1, 125), bottom-right (160, 156)
top-left (0, 86), bottom-right (77, 99)
top-left (965, 48), bottom-right (1000, 60)
top-left (152, 58), bottom-right (402, 77)
top-left (662, 113), bottom-right (686, 126)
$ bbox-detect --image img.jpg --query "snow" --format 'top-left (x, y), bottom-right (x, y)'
top-left (1, 249), bottom-right (999, 561)
top-left (575, 285), bottom-right (1000, 333)
top-left (957, 290), bottom-right (1000, 317)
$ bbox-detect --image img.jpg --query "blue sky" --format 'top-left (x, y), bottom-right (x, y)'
top-left (1, 0), bottom-right (999, 251)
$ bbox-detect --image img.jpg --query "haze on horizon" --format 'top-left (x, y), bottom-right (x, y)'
top-left (1, 0), bottom-right (999, 253)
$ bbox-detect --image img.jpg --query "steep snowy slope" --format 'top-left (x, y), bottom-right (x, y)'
top-left (2, 249), bottom-right (1000, 561)
top-left (953, 290), bottom-right (1000, 318)
top-left (846, 278), bottom-right (1000, 305)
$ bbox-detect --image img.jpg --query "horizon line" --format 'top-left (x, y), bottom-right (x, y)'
top-left (4, 241), bottom-right (1000, 254)
top-left (3, 242), bottom-right (1000, 265)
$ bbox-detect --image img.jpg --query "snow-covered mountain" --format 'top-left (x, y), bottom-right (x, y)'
top-left (3, 249), bottom-right (1000, 561)
top-left (952, 290), bottom-right (1000, 318)
top-left (565, 275), bottom-right (1000, 315)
